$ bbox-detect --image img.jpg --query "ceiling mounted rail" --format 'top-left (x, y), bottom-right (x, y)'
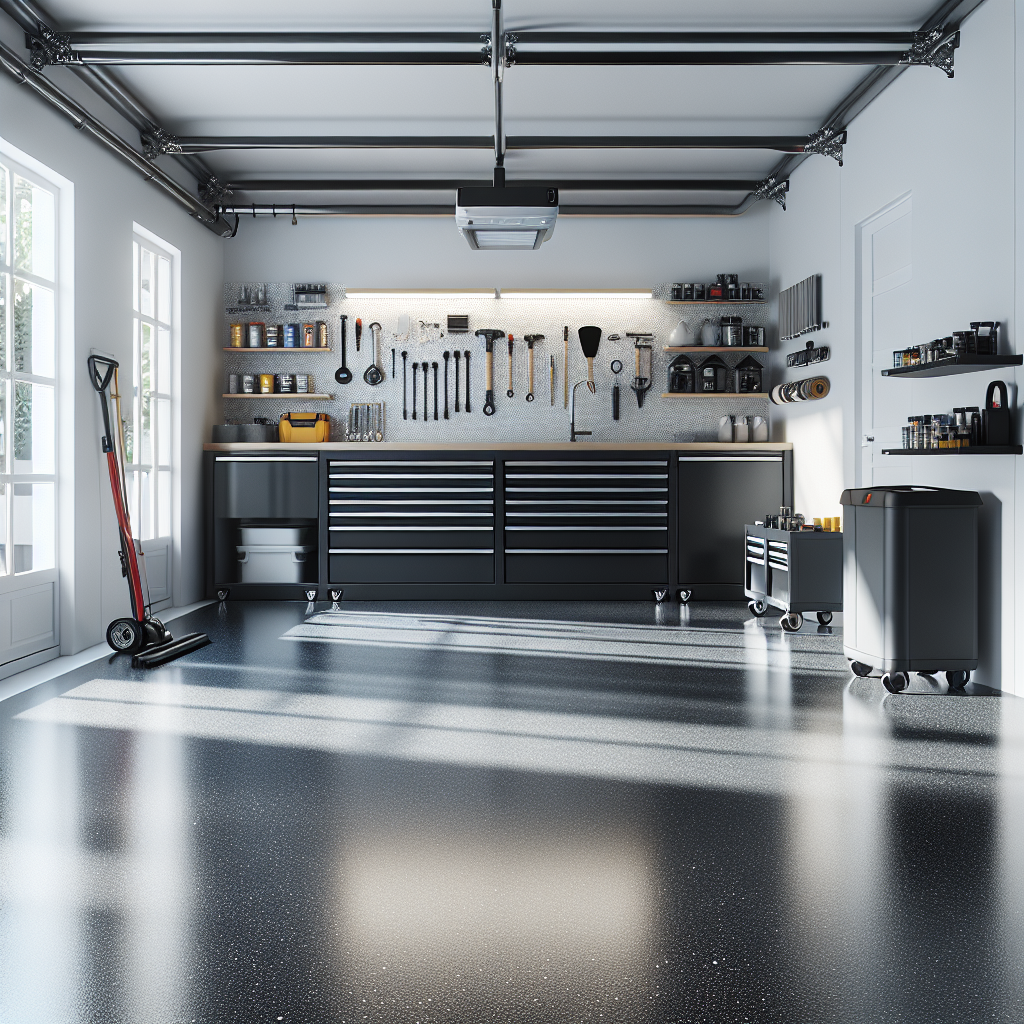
top-left (216, 203), bottom-right (748, 218)
top-left (222, 178), bottom-right (766, 192)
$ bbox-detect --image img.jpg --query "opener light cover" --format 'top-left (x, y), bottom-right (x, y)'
top-left (456, 185), bottom-right (559, 250)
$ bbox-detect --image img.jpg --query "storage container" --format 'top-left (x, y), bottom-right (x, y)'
top-left (236, 544), bottom-right (315, 583)
top-left (840, 485), bottom-right (982, 692)
top-left (239, 526), bottom-right (313, 546)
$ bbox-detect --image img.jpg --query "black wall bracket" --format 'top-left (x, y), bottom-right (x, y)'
top-left (804, 126), bottom-right (848, 166)
top-left (787, 340), bottom-right (831, 368)
top-left (199, 175), bottom-right (233, 204)
top-left (752, 175), bottom-right (790, 210)
top-left (141, 127), bottom-right (183, 158)
top-left (26, 26), bottom-right (75, 68)
top-left (901, 26), bottom-right (960, 78)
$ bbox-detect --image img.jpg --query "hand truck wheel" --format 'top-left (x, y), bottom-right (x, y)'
top-left (106, 617), bottom-right (145, 654)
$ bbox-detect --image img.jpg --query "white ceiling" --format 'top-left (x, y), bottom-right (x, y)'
top-left (25, 1), bottom-right (954, 202)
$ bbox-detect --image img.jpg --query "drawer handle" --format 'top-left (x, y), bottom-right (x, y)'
top-left (329, 473), bottom-right (492, 480)
top-left (330, 486), bottom-right (494, 493)
top-left (508, 549), bottom-right (669, 555)
top-left (505, 525), bottom-right (665, 531)
top-left (330, 525), bottom-right (493, 532)
top-left (330, 511), bottom-right (493, 518)
top-left (505, 511), bottom-right (666, 518)
top-left (215, 456), bottom-right (317, 462)
top-left (329, 499), bottom-right (494, 506)
top-left (678, 456), bottom-right (782, 462)
top-left (505, 461), bottom-right (668, 467)
top-left (505, 474), bottom-right (667, 480)
top-left (330, 548), bottom-right (494, 555)
top-left (747, 556), bottom-right (766, 566)
top-left (329, 461), bottom-right (494, 467)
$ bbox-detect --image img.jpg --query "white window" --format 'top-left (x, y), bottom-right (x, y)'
top-left (0, 157), bottom-right (57, 577)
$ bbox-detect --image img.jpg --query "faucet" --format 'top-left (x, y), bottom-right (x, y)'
top-left (569, 380), bottom-right (593, 442)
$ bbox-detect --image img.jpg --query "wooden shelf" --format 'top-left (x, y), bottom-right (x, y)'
top-left (223, 393), bottom-right (334, 400)
top-left (882, 446), bottom-right (1022, 455)
top-left (224, 347), bottom-right (332, 352)
top-left (881, 354), bottom-right (1022, 378)
top-left (664, 299), bottom-right (767, 305)
top-left (661, 392), bottom-right (769, 399)
top-left (664, 346), bottom-right (768, 353)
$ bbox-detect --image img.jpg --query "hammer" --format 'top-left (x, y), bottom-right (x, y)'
top-left (475, 329), bottom-right (504, 415)
top-left (524, 334), bottom-right (545, 402)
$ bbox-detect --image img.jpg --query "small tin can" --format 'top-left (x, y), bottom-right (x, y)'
top-left (227, 373), bottom-right (240, 394)
top-left (230, 323), bottom-right (243, 348)
top-left (670, 284), bottom-right (682, 301)
top-left (682, 283), bottom-right (694, 301)
top-left (693, 283), bottom-right (706, 301)
top-left (241, 374), bottom-right (256, 394)
top-left (296, 374), bottom-right (310, 393)
top-left (259, 373), bottom-right (274, 394)
top-left (265, 325), bottom-right (279, 347)
top-left (302, 323), bottom-right (315, 348)
top-left (283, 324), bottom-right (299, 348)
top-left (276, 373), bottom-right (295, 394)
top-left (317, 321), bottom-right (328, 349)
top-left (247, 322), bottom-right (264, 348)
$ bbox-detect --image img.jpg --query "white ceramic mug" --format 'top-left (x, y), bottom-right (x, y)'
top-left (718, 415), bottom-right (734, 443)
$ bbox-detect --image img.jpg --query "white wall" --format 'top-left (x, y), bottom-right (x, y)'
top-left (768, 0), bottom-right (1020, 693)
top-left (0, 52), bottom-right (224, 653)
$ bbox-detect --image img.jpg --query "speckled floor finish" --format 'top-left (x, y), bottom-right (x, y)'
top-left (1, 600), bottom-right (1022, 1024)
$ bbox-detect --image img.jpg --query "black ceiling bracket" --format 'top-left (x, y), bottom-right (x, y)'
top-left (26, 25), bottom-right (75, 68)
top-left (199, 175), bottom-right (233, 204)
top-left (504, 32), bottom-right (517, 68)
top-left (480, 33), bottom-right (491, 67)
top-left (753, 175), bottom-right (790, 210)
top-left (141, 126), bottom-right (183, 159)
top-left (901, 25), bottom-right (960, 77)
top-left (804, 127), bottom-right (848, 166)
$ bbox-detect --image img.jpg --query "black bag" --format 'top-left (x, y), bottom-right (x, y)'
top-left (983, 380), bottom-right (1010, 447)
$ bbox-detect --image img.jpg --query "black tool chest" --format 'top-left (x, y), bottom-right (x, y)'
top-left (205, 447), bottom-right (791, 601)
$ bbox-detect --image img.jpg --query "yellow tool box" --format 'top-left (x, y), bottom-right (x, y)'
top-left (278, 412), bottom-right (330, 443)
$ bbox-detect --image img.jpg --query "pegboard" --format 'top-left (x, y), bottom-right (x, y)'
top-left (222, 283), bottom-right (771, 443)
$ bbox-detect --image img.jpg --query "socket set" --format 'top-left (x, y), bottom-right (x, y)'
top-left (346, 402), bottom-right (385, 442)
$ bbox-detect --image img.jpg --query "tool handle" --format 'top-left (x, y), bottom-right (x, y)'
top-left (613, 383), bottom-right (620, 420)
top-left (486, 348), bottom-right (493, 390)
top-left (587, 356), bottom-right (595, 389)
top-left (528, 347), bottom-right (535, 392)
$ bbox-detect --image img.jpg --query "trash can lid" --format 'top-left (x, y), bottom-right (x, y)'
top-left (840, 486), bottom-right (982, 508)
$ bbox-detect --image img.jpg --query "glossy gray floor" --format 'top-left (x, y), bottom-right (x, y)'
top-left (1, 600), bottom-right (1022, 1024)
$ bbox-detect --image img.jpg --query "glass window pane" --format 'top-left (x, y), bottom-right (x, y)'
top-left (14, 176), bottom-right (55, 281)
top-left (156, 397), bottom-right (170, 465)
top-left (13, 482), bottom-right (54, 573)
top-left (158, 469), bottom-right (170, 538)
top-left (0, 483), bottom-right (7, 575)
top-left (0, 164), bottom-right (7, 265)
top-left (157, 327), bottom-right (170, 394)
top-left (133, 240), bottom-right (139, 313)
top-left (0, 380), bottom-right (7, 474)
top-left (13, 381), bottom-right (55, 475)
top-left (140, 247), bottom-right (154, 318)
top-left (13, 279), bottom-right (55, 377)
top-left (139, 470), bottom-right (153, 541)
top-left (157, 256), bottom-right (170, 325)
top-left (141, 321), bottom-right (152, 397)
top-left (0, 273), bottom-right (7, 372)
top-left (140, 393), bottom-right (152, 466)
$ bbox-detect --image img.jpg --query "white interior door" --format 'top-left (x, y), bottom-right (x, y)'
top-left (859, 197), bottom-right (913, 486)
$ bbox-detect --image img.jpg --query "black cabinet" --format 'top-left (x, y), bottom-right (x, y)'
top-left (677, 453), bottom-right (789, 598)
top-left (213, 455), bottom-right (319, 519)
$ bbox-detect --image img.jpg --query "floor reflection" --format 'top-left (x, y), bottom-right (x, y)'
top-left (0, 599), bottom-right (1021, 1023)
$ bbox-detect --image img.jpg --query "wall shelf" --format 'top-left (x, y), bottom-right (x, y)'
top-left (225, 305), bottom-right (272, 314)
top-left (223, 393), bottom-right (334, 400)
top-left (882, 446), bottom-right (1022, 455)
top-left (661, 392), bottom-right (769, 399)
top-left (664, 299), bottom-right (768, 306)
top-left (223, 347), bottom-right (332, 353)
top-left (664, 346), bottom-right (768, 354)
top-left (881, 354), bottom-right (1023, 378)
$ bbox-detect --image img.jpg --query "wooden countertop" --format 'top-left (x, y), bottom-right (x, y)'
top-left (204, 441), bottom-right (793, 452)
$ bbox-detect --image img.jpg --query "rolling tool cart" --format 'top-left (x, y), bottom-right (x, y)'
top-left (744, 524), bottom-right (843, 631)
top-left (840, 486), bottom-right (981, 693)
top-left (88, 355), bottom-right (211, 667)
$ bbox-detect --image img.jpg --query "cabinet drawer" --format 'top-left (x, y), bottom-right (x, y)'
top-left (505, 527), bottom-right (668, 550)
top-left (329, 551), bottom-right (494, 584)
top-left (328, 527), bottom-right (494, 550)
top-left (214, 456), bottom-right (318, 519)
top-left (505, 551), bottom-right (668, 584)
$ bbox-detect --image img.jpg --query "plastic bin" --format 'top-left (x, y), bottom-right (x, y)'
top-left (839, 486), bottom-right (982, 693)
top-left (239, 526), bottom-right (313, 546)
top-left (236, 544), bottom-right (315, 583)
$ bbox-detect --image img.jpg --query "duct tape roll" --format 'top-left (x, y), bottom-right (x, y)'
top-left (771, 375), bottom-right (830, 404)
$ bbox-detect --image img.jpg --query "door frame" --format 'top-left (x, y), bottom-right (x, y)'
top-left (854, 191), bottom-right (912, 487)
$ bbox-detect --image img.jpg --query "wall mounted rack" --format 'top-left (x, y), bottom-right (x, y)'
top-left (664, 300), bottom-right (768, 306)
top-left (664, 346), bottom-right (768, 354)
top-left (223, 393), bottom-right (334, 400)
top-left (661, 392), bottom-right (769, 399)
top-left (882, 354), bottom-right (1023, 378)
top-left (882, 446), bottom-right (1022, 455)
top-left (223, 347), bottom-right (332, 353)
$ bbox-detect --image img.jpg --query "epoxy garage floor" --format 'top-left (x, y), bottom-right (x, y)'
top-left (1, 600), bottom-right (1022, 1024)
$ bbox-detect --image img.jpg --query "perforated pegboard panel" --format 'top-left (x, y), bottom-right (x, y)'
top-left (222, 283), bottom-right (771, 443)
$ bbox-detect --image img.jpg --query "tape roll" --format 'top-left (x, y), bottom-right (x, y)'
top-left (770, 375), bottom-right (830, 404)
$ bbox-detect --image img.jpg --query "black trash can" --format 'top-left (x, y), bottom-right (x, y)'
top-left (839, 485), bottom-right (982, 693)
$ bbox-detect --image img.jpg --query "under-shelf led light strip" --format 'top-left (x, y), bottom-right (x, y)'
top-left (342, 289), bottom-right (653, 300)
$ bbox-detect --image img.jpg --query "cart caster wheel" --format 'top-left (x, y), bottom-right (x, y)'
top-left (850, 661), bottom-right (873, 677)
top-left (882, 671), bottom-right (909, 693)
top-left (305, 589), bottom-right (318, 602)
top-left (653, 589), bottom-right (669, 603)
top-left (216, 589), bottom-right (229, 602)
top-left (677, 589), bottom-right (692, 605)
top-left (106, 618), bottom-right (145, 654)
top-left (330, 590), bottom-right (343, 602)
top-left (816, 611), bottom-right (833, 626)
top-left (945, 670), bottom-right (971, 689)
top-left (780, 611), bottom-right (803, 632)
top-left (748, 599), bottom-right (768, 617)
